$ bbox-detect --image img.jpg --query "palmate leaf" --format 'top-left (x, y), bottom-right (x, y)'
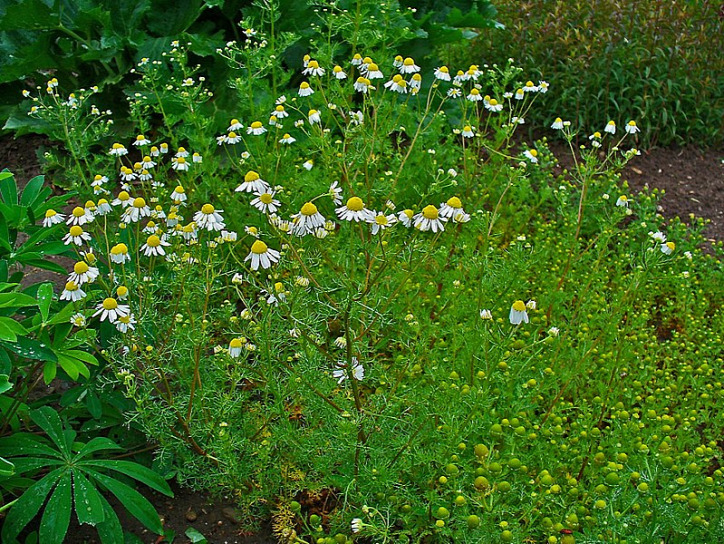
top-left (95, 493), bottom-right (123, 544)
top-left (82, 459), bottom-right (174, 496)
top-left (72, 469), bottom-right (106, 526)
top-left (0, 433), bottom-right (62, 458)
top-left (39, 471), bottom-right (72, 544)
top-left (0, 467), bottom-right (63, 542)
top-left (29, 406), bottom-right (71, 458)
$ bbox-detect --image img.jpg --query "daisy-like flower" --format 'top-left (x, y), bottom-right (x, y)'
top-left (279, 133), bottom-right (296, 145)
top-left (661, 241), bottom-right (675, 255)
top-left (139, 169), bottom-right (153, 182)
top-left (122, 197), bottom-right (151, 223)
top-left (351, 518), bottom-right (363, 534)
top-left (236, 171), bottom-right (270, 193)
top-left (96, 199), bottom-right (112, 215)
top-left (509, 300), bottom-right (529, 325)
top-left (539, 81), bottom-right (549, 93)
top-left (225, 131), bottom-right (242, 144)
top-left (384, 74), bottom-right (408, 93)
top-left (149, 146), bottom-right (160, 157)
top-left (625, 120), bottom-right (640, 134)
top-left (115, 313), bottom-right (136, 333)
top-left (110, 243), bottom-right (131, 264)
top-left (60, 281), bottom-right (86, 302)
top-left (109, 143), bottom-right (128, 156)
top-left (303, 159), bottom-right (314, 171)
top-left (434, 66), bottom-right (451, 81)
top-left (229, 338), bottom-right (244, 358)
top-left (480, 309), bottom-right (493, 320)
top-left (43, 209), bottom-right (64, 227)
top-left (605, 120), bottom-right (616, 134)
top-left (413, 205), bottom-right (446, 232)
top-left (250, 190), bottom-right (280, 214)
top-left (351, 53), bottom-right (363, 66)
top-left (94, 297), bottom-right (130, 323)
top-left (328, 181), bottom-right (343, 205)
top-left (302, 54), bottom-right (311, 67)
top-left (170, 186), bottom-right (187, 204)
top-left (485, 98), bottom-right (503, 112)
top-left (194, 204), bottom-right (226, 231)
top-left (268, 115), bottom-right (279, 127)
top-left (447, 87), bottom-right (462, 98)
top-left (524, 149), bottom-right (539, 163)
top-left (467, 88), bottom-right (483, 102)
top-left (308, 109), bottom-right (322, 124)
top-left (143, 221), bottom-right (159, 235)
top-left (409, 73), bottom-right (422, 92)
top-left (349, 110), bottom-right (364, 125)
top-left (359, 56), bottom-right (374, 72)
top-left (615, 195), bottom-right (629, 208)
top-left (302, 59), bottom-right (325, 77)
top-left (229, 118), bottom-right (243, 131)
top-left (116, 285), bottom-right (129, 300)
top-left (526, 299), bottom-right (537, 310)
top-left (160, 143), bottom-right (169, 154)
top-left (651, 231), bottom-right (667, 243)
top-left (68, 261), bottom-right (99, 285)
top-left (245, 240), bottom-right (281, 270)
top-left (292, 202), bottom-right (326, 236)
top-left (247, 121), bottom-right (267, 135)
top-left (298, 81), bottom-right (314, 97)
top-left (366, 63), bottom-right (383, 79)
top-left (65, 206), bottom-right (89, 226)
top-left (439, 196), bottom-right (466, 219)
top-left (398, 209), bottom-right (414, 227)
top-left (337, 196), bottom-right (374, 222)
top-left (70, 313), bottom-right (86, 327)
top-left (400, 57), bottom-right (420, 74)
top-left (141, 234), bottom-right (171, 257)
top-left (551, 117), bottom-right (564, 130)
top-left (370, 212), bottom-right (396, 234)
top-left (119, 167), bottom-right (136, 182)
top-left (171, 157), bottom-right (190, 171)
top-left (354, 77), bottom-right (372, 93)
top-left (332, 65), bottom-right (347, 79)
top-left (180, 222), bottom-right (197, 242)
top-left (523, 80), bottom-right (538, 93)
top-left (140, 156), bottom-right (156, 169)
top-left (175, 147), bottom-right (189, 158)
top-left (461, 125), bottom-right (474, 138)
top-left (63, 225), bottom-right (91, 246)
top-left (332, 357), bottom-right (365, 384)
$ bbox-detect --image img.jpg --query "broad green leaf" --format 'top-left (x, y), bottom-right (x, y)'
top-left (96, 494), bottom-right (123, 544)
top-left (73, 437), bottom-right (122, 461)
top-left (0, 292), bottom-right (37, 308)
top-left (30, 406), bottom-right (70, 457)
top-left (59, 349), bottom-right (99, 366)
top-left (86, 470), bottom-right (164, 535)
top-left (72, 469), bottom-right (105, 526)
top-left (47, 302), bottom-right (76, 325)
top-left (7, 456), bottom-right (63, 475)
top-left (1, 336), bottom-right (58, 362)
top-left (0, 373), bottom-right (11, 394)
top-left (57, 354), bottom-right (80, 380)
top-left (36, 283), bottom-right (53, 322)
top-left (19, 175), bottom-right (45, 207)
top-left (0, 170), bottom-right (18, 205)
top-left (39, 472), bottom-right (72, 544)
top-left (0, 317), bottom-right (25, 342)
top-left (43, 361), bottom-right (57, 384)
top-left (185, 527), bottom-right (208, 543)
top-left (0, 468), bottom-right (63, 542)
top-left (0, 434), bottom-right (60, 458)
top-left (83, 460), bottom-right (173, 496)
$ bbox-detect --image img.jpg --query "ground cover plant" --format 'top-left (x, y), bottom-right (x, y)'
top-left (2, 3), bottom-right (724, 543)
top-left (472, 0), bottom-right (724, 148)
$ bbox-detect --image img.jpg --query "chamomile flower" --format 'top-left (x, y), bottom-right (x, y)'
top-left (70, 313), bottom-right (86, 327)
top-left (110, 243), bottom-right (131, 264)
top-left (523, 80), bottom-right (538, 93)
top-left (370, 212), bottom-right (396, 234)
top-left (160, 143), bottom-right (169, 154)
top-left (122, 197), bottom-right (151, 223)
top-left (332, 65), bottom-right (347, 79)
top-left (509, 300), bottom-right (529, 325)
top-left (69, 261), bottom-right (99, 285)
top-left (524, 149), bottom-right (539, 163)
top-left (150, 146), bottom-right (160, 157)
top-left (119, 167), bottom-right (136, 181)
top-left (142, 221), bottom-right (159, 234)
top-left (337, 196), bottom-right (374, 222)
top-left (661, 241), bottom-right (675, 255)
top-left (94, 297), bottom-right (130, 323)
top-left (605, 120), bottom-right (616, 134)
top-left (250, 191), bottom-right (280, 214)
top-left (366, 63), bottom-right (383, 79)
top-left (302, 59), bottom-right (325, 77)
top-left (400, 57), bottom-right (420, 74)
top-left (434, 66), bottom-right (451, 81)
top-left (651, 231), bottom-right (667, 243)
top-left (398, 209), bottom-right (414, 227)
top-left (485, 98), bottom-right (503, 112)
top-left (96, 199), bottom-right (112, 215)
top-left (292, 202), bottom-right (326, 236)
top-left (175, 147), bottom-right (189, 158)
top-left (236, 171), bottom-right (270, 193)
top-left (413, 205), bottom-right (446, 232)
top-left (351, 53), bottom-right (363, 66)
top-left (229, 338), bottom-right (244, 358)
top-left (409, 73), bottom-right (422, 91)
top-left (65, 206), bottom-right (89, 226)
top-left (303, 159), bottom-right (314, 170)
top-left (328, 181), bottom-right (343, 205)
top-left (349, 110), bottom-right (364, 125)
top-left (480, 309), bottom-right (493, 320)
top-left (384, 75), bottom-right (408, 93)
top-left (461, 125), bottom-right (474, 138)
top-left (140, 157), bottom-right (156, 172)
top-left (115, 313), bottom-right (136, 333)
top-left (539, 81), bottom-right (549, 93)
top-left (625, 120), bottom-right (640, 134)
top-left (170, 186), bottom-right (187, 204)
top-left (298, 81), bottom-right (314, 97)
top-left (439, 197), bottom-right (466, 219)
top-left (332, 357), bottom-right (365, 384)
top-left (194, 204), bottom-right (226, 231)
top-left (616, 195), bottom-right (629, 208)
top-left (551, 117), bottom-right (564, 130)
top-left (109, 143), bottom-right (128, 156)
top-left (225, 131), bottom-right (242, 144)
top-left (354, 77), bottom-right (372, 93)
top-left (467, 88), bottom-right (483, 102)
top-left (141, 234), bottom-right (171, 257)
top-left (308, 109), bottom-right (322, 124)
top-left (228, 118), bottom-right (243, 131)
top-left (279, 133), bottom-right (296, 145)
top-left (359, 56), bottom-right (374, 72)
top-left (247, 121), bottom-right (267, 135)
top-left (63, 226), bottom-right (91, 246)
top-left (245, 240), bottom-right (280, 270)
top-left (447, 87), bottom-right (462, 98)
top-left (171, 157), bottom-right (189, 171)
top-left (139, 169), bottom-right (153, 182)
top-left (61, 281), bottom-right (86, 302)
top-left (272, 105), bottom-right (289, 118)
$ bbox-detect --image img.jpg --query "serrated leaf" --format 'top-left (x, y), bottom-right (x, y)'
top-left (73, 469), bottom-right (106, 526)
top-left (39, 471), bottom-right (72, 544)
top-left (0, 468), bottom-right (63, 542)
top-left (83, 460), bottom-right (173, 496)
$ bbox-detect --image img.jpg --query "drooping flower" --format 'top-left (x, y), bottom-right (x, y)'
top-left (336, 196), bottom-right (374, 222)
top-left (332, 357), bottom-right (365, 384)
top-left (245, 240), bottom-right (281, 270)
top-left (193, 204), bottom-right (226, 231)
top-left (509, 300), bottom-right (529, 325)
top-left (291, 202), bottom-right (326, 236)
top-left (236, 171), bottom-right (270, 193)
top-left (43, 209), bottom-right (65, 227)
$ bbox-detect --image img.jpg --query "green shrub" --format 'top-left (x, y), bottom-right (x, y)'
top-left (472, 0), bottom-right (724, 147)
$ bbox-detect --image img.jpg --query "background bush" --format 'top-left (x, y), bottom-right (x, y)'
top-left (472, 0), bottom-right (724, 148)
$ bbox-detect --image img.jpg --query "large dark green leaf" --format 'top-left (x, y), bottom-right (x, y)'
top-left (36, 283), bottom-right (53, 322)
top-left (0, 468), bottom-right (63, 543)
top-left (30, 406), bottom-right (70, 457)
top-left (83, 460), bottom-right (173, 496)
top-left (19, 175), bottom-right (45, 207)
top-left (1, 335), bottom-right (58, 362)
top-left (72, 469), bottom-right (106, 526)
top-left (0, 169), bottom-right (18, 205)
top-left (73, 437), bottom-right (122, 460)
top-left (95, 494), bottom-right (123, 544)
top-left (39, 471), bottom-right (72, 544)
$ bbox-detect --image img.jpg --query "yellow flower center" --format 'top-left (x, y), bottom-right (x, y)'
top-left (72, 207), bottom-right (85, 217)
top-left (301, 202), bottom-right (318, 216)
top-left (250, 240), bottom-right (268, 254)
top-left (133, 197), bottom-right (146, 208)
top-left (112, 143), bottom-right (123, 150)
top-left (628, 121), bottom-right (636, 126)
top-left (282, 133), bottom-right (291, 140)
top-left (529, 149), bottom-right (538, 157)
top-left (45, 210), bottom-right (57, 218)
top-left (111, 243), bottom-right (128, 255)
top-left (422, 205), bottom-right (439, 220)
top-left (666, 242), bottom-right (675, 251)
top-left (69, 226), bottom-right (83, 236)
top-left (245, 171), bottom-right (260, 182)
top-left (65, 281), bottom-right (78, 291)
top-left (353, 54), bottom-right (362, 61)
top-left (136, 135), bottom-right (146, 141)
top-left (439, 66), bottom-right (449, 73)
top-left (74, 262), bottom-right (89, 274)
top-left (102, 298), bottom-right (118, 310)
top-left (85, 201), bottom-right (95, 209)
top-left (119, 315), bottom-right (131, 324)
top-left (526, 81), bottom-right (534, 87)
top-left (375, 215), bottom-right (388, 226)
top-left (250, 121), bottom-right (262, 129)
top-left (470, 89), bottom-right (480, 96)
top-left (463, 126), bottom-right (472, 133)
top-left (346, 197), bottom-right (364, 212)
top-left (201, 204), bottom-right (215, 214)
top-left (333, 66), bottom-right (342, 72)
top-left (403, 57), bottom-right (414, 66)
top-left (512, 300), bottom-right (526, 312)
top-left (403, 209), bottom-right (414, 219)
top-left (300, 82), bottom-right (310, 89)
top-left (183, 224), bottom-right (194, 233)
top-left (174, 186), bottom-right (184, 194)
top-left (133, 162), bottom-right (142, 170)
top-left (608, 121), bottom-right (615, 126)
top-left (363, 57), bottom-right (372, 64)
top-left (489, 99), bottom-right (498, 106)
top-left (176, 157), bottom-right (186, 164)
top-left (230, 118), bottom-right (240, 125)
top-left (177, 147), bottom-right (186, 153)
top-left (446, 197), bottom-right (462, 209)
top-left (247, 226), bottom-right (258, 235)
top-left (393, 75), bottom-right (403, 82)
top-left (230, 338), bottom-right (243, 349)
top-left (117, 286), bottom-right (128, 297)
top-left (309, 109), bottom-right (318, 116)
top-left (274, 282), bottom-right (284, 292)
top-left (368, 63), bottom-right (379, 71)
top-left (147, 235), bottom-right (161, 247)
top-left (260, 193), bottom-right (274, 204)
top-left (275, 106), bottom-right (284, 112)
top-left (118, 191), bottom-right (130, 201)
top-left (412, 74), bottom-right (421, 81)
top-left (99, 199), bottom-right (109, 206)
top-left (308, 60), bottom-right (319, 68)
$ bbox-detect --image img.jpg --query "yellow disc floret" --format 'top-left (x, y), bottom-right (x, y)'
top-left (245, 171), bottom-right (260, 182)
top-left (133, 197), bottom-right (146, 208)
top-left (300, 202), bottom-right (318, 216)
top-left (250, 121), bottom-right (262, 129)
top-left (65, 281), bottom-right (78, 291)
top-left (230, 338), bottom-right (243, 348)
top-left (72, 207), bottom-right (85, 217)
top-left (69, 226), bottom-right (83, 236)
top-left (116, 286), bottom-right (128, 297)
top-left (250, 240), bottom-right (268, 254)
top-left (74, 262), bottom-right (89, 274)
top-left (446, 197), bottom-right (462, 209)
top-left (422, 205), bottom-right (439, 220)
top-left (346, 197), bottom-right (364, 211)
top-left (102, 298), bottom-right (118, 310)
top-left (512, 300), bottom-right (526, 312)
top-left (146, 235), bottom-right (161, 247)
top-left (260, 194), bottom-right (274, 205)
top-left (111, 243), bottom-right (128, 255)
top-left (201, 204), bottom-right (215, 215)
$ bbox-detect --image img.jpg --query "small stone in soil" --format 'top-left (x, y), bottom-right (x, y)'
top-left (186, 509), bottom-right (198, 522)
